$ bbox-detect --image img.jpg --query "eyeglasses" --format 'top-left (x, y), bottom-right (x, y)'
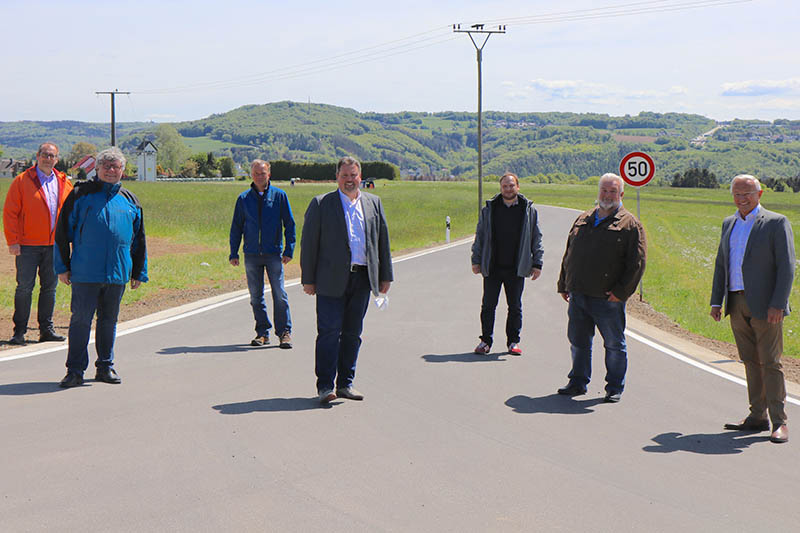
top-left (39, 153), bottom-right (58, 159)
top-left (101, 163), bottom-right (123, 171)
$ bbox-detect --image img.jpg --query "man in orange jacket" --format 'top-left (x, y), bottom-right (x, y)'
top-left (3, 142), bottom-right (73, 344)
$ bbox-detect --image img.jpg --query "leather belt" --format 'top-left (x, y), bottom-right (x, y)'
top-left (350, 264), bottom-right (367, 272)
top-left (729, 290), bottom-right (745, 294)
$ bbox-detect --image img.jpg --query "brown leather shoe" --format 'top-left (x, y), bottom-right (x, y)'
top-left (723, 418), bottom-right (770, 431)
top-left (770, 424), bottom-right (788, 444)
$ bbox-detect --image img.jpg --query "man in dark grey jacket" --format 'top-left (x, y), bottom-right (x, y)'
top-left (471, 173), bottom-right (543, 356)
top-left (711, 174), bottom-right (794, 443)
top-left (301, 156), bottom-right (393, 404)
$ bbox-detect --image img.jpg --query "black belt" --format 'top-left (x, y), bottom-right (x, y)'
top-left (350, 264), bottom-right (367, 272)
top-left (729, 290), bottom-right (745, 294)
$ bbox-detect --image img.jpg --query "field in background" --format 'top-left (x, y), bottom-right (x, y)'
top-left (2, 180), bottom-right (800, 356)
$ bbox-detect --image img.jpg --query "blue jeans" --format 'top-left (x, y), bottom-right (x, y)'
top-left (566, 292), bottom-right (628, 394)
top-left (315, 270), bottom-right (371, 392)
top-left (480, 272), bottom-right (524, 346)
top-left (244, 254), bottom-right (291, 336)
top-left (13, 245), bottom-right (58, 336)
top-left (65, 282), bottom-right (126, 374)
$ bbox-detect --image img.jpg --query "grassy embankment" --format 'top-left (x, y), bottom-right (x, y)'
top-left (2, 180), bottom-right (800, 356)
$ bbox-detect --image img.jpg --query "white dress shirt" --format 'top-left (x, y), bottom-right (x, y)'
top-left (338, 189), bottom-right (367, 266)
top-left (728, 204), bottom-right (760, 291)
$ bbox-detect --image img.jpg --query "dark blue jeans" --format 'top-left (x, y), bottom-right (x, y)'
top-left (244, 254), bottom-right (291, 336)
top-left (13, 245), bottom-right (58, 336)
top-left (65, 282), bottom-right (125, 375)
top-left (480, 272), bottom-right (524, 347)
top-left (314, 270), bottom-right (371, 393)
top-left (566, 292), bottom-right (628, 394)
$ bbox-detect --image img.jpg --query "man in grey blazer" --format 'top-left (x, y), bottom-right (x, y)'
top-left (711, 174), bottom-right (795, 443)
top-left (301, 156), bottom-right (393, 404)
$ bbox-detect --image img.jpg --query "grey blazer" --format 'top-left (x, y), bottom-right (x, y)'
top-left (300, 189), bottom-right (393, 297)
top-left (710, 206), bottom-right (795, 320)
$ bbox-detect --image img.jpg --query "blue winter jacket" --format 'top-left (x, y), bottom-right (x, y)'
top-left (229, 183), bottom-right (296, 259)
top-left (54, 180), bottom-right (148, 284)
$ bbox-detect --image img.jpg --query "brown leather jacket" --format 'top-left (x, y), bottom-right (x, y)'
top-left (557, 206), bottom-right (646, 301)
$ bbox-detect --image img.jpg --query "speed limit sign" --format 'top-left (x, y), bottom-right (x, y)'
top-left (619, 151), bottom-right (655, 187)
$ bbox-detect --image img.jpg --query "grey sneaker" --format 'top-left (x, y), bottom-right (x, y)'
top-left (319, 389), bottom-right (336, 404)
top-left (336, 387), bottom-right (364, 401)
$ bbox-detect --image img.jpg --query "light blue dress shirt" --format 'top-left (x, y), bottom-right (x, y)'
top-left (338, 189), bottom-right (367, 266)
top-left (36, 166), bottom-right (59, 231)
top-left (728, 204), bottom-right (760, 291)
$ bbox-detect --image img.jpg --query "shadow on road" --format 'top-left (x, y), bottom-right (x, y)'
top-left (212, 397), bottom-right (337, 414)
top-left (158, 344), bottom-right (279, 355)
top-left (643, 431), bottom-right (770, 455)
top-left (505, 393), bottom-right (604, 414)
top-left (422, 352), bottom-right (507, 363)
top-left (0, 381), bottom-right (71, 395)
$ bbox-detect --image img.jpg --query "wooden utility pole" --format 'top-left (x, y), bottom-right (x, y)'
top-left (453, 23), bottom-right (506, 214)
top-left (95, 89), bottom-right (130, 146)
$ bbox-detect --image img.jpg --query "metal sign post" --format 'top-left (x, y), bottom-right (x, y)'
top-left (619, 151), bottom-right (655, 301)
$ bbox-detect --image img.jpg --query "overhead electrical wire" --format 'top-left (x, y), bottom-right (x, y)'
top-left (132, 0), bottom-right (751, 96)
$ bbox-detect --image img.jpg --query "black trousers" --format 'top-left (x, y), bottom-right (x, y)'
top-left (479, 271), bottom-right (524, 347)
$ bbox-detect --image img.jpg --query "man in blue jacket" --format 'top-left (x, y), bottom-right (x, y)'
top-left (55, 147), bottom-right (148, 388)
top-left (230, 160), bottom-right (296, 348)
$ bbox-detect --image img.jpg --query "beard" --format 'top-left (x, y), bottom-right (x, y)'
top-left (598, 199), bottom-right (619, 211)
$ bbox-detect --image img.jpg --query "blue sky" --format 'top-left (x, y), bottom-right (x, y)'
top-left (2, 0), bottom-right (797, 122)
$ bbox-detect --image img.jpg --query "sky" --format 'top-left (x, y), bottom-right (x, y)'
top-left (2, 0), bottom-right (798, 123)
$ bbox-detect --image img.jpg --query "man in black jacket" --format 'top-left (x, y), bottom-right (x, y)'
top-left (471, 173), bottom-right (544, 356)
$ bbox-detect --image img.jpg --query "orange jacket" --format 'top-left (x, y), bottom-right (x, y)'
top-left (3, 165), bottom-right (73, 246)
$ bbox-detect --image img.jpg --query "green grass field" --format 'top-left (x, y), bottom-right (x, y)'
top-left (2, 179), bottom-right (800, 356)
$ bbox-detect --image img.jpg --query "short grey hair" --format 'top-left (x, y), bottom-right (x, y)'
top-left (96, 147), bottom-right (126, 168)
top-left (730, 174), bottom-right (762, 193)
top-left (599, 172), bottom-right (624, 192)
top-left (337, 156), bottom-right (361, 172)
top-left (251, 159), bottom-right (270, 171)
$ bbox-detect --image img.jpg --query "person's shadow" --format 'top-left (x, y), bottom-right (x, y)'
top-left (212, 397), bottom-right (337, 414)
top-left (643, 430), bottom-right (770, 455)
top-left (158, 344), bottom-right (278, 355)
top-left (0, 382), bottom-right (72, 395)
top-left (505, 393), bottom-right (604, 414)
top-left (422, 352), bottom-right (507, 363)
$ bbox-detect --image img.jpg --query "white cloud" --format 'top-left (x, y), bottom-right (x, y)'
top-left (504, 78), bottom-right (689, 103)
top-left (721, 78), bottom-right (800, 97)
top-left (147, 113), bottom-right (178, 121)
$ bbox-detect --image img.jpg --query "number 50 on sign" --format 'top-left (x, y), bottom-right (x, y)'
top-left (619, 151), bottom-right (655, 187)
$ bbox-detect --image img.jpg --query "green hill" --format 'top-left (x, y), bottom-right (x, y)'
top-left (2, 102), bottom-right (799, 183)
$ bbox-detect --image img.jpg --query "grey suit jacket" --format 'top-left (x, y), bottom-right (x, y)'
top-left (300, 189), bottom-right (393, 297)
top-left (710, 206), bottom-right (795, 320)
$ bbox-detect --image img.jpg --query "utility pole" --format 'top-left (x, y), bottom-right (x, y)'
top-left (453, 23), bottom-right (505, 214)
top-left (95, 89), bottom-right (130, 146)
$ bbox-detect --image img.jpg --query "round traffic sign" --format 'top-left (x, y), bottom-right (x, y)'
top-left (619, 151), bottom-right (655, 187)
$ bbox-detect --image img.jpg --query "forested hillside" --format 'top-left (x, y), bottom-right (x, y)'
top-left (2, 102), bottom-right (799, 183)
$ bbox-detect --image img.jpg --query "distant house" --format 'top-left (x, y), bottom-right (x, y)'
top-left (71, 155), bottom-right (96, 180)
top-left (0, 158), bottom-right (28, 178)
top-left (136, 140), bottom-right (158, 181)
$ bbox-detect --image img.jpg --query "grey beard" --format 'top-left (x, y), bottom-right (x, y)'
top-left (598, 200), bottom-right (619, 211)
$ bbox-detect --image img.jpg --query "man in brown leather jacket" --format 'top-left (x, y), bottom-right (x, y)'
top-left (556, 173), bottom-right (647, 402)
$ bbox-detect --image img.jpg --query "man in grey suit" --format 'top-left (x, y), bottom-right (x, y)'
top-left (711, 174), bottom-right (795, 444)
top-left (301, 156), bottom-right (393, 404)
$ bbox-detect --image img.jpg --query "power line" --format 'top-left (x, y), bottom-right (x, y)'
top-left (131, 0), bottom-right (751, 96)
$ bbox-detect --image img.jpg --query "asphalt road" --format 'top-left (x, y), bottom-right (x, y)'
top-left (1, 205), bottom-right (798, 532)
